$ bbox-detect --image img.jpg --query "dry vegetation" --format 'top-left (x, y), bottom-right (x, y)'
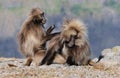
top-left (0, 46), bottom-right (120, 78)
top-left (0, 58), bottom-right (120, 78)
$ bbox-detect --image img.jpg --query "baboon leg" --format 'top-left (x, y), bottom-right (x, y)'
top-left (46, 52), bottom-right (56, 65)
top-left (53, 54), bottom-right (66, 64)
top-left (35, 51), bottom-right (65, 65)
top-left (66, 56), bottom-right (75, 65)
top-left (34, 51), bottom-right (45, 66)
top-left (24, 57), bottom-right (33, 66)
top-left (40, 49), bottom-right (55, 65)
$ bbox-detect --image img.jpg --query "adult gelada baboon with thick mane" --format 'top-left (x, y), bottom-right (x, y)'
top-left (41, 19), bottom-right (100, 66)
top-left (60, 19), bottom-right (91, 65)
top-left (17, 7), bottom-right (63, 66)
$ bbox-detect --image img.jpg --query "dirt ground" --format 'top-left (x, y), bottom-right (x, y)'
top-left (0, 57), bottom-right (120, 78)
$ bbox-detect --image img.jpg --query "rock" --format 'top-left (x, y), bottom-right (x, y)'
top-left (97, 46), bottom-right (120, 68)
top-left (101, 49), bottom-right (113, 57)
top-left (112, 46), bottom-right (120, 56)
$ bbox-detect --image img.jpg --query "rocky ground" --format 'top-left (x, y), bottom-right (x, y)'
top-left (0, 46), bottom-right (120, 78)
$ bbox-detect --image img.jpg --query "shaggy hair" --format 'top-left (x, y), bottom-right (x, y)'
top-left (40, 19), bottom-right (91, 65)
top-left (60, 19), bottom-right (91, 65)
top-left (18, 7), bottom-right (59, 66)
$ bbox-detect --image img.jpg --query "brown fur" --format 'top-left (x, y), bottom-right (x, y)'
top-left (34, 50), bottom-right (65, 66)
top-left (61, 19), bottom-right (104, 68)
top-left (61, 19), bottom-right (91, 65)
top-left (38, 19), bottom-right (104, 69)
top-left (40, 34), bottom-right (67, 65)
top-left (41, 19), bottom-right (93, 66)
top-left (18, 7), bottom-right (60, 66)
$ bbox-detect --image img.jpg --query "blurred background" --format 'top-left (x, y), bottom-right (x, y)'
top-left (0, 0), bottom-right (120, 58)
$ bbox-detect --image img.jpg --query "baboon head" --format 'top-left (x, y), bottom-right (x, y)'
top-left (60, 19), bottom-right (78, 48)
top-left (30, 7), bottom-right (46, 26)
top-left (61, 19), bottom-right (87, 48)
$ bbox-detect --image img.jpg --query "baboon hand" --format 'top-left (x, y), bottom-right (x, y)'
top-left (46, 25), bottom-right (55, 35)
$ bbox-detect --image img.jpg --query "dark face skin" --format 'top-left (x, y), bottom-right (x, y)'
top-left (33, 12), bottom-right (46, 25)
top-left (63, 35), bottom-right (77, 48)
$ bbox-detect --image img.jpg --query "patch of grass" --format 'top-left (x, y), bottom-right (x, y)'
top-left (44, 0), bottom-right (62, 14)
top-left (7, 6), bottom-right (25, 15)
top-left (8, 6), bottom-right (23, 12)
top-left (0, 4), bottom-right (3, 11)
top-left (105, 0), bottom-right (120, 14)
top-left (71, 3), bottom-right (102, 16)
top-left (71, 4), bottom-right (82, 15)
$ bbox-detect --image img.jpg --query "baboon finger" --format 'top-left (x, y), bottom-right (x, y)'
top-left (44, 32), bottom-right (60, 41)
top-left (46, 25), bottom-right (55, 34)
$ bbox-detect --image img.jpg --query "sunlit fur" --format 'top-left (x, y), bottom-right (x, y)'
top-left (61, 19), bottom-right (91, 65)
top-left (40, 19), bottom-right (104, 69)
top-left (40, 34), bottom-right (66, 65)
top-left (41, 19), bottom-right (91, 65)
top-left (17, 7), bottom-right (59, 66)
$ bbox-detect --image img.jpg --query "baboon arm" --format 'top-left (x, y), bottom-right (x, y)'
top-left (48, 32), bottom-right (60, 39)
top-left (44, 25), bottom-right (60, 41)
top-left (44, 32), bottom-right (60, 41)
top-left (53, 54), bottom-right (66, 64)
top-left (17, 32), bottom-right (25, 45)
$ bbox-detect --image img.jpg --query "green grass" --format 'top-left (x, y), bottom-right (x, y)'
top-left (105, 0), bottom-right (120, 14)
top-left (71, 3), bottom-right (102, 16)
top-left (44, 0), bottom-right (62, 14)
top-left (8, 6), bottom-right (23, 12)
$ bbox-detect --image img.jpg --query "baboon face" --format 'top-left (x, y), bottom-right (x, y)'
top-left (61, 29), bottom-right (77, 48)
top-left (64, 35), bottom-right (77, 48)
top-left (31, 8), bottom-right (46, 25)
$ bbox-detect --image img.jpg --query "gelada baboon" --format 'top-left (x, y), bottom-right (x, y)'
top-left (60, 19), bottom-right (104, 68)
top-left (18, 7), bottom-right (62, 66)
top-left (60, 19), bottom-right (91, 65)
top-left (41, 19), bottom-right (100, 66)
